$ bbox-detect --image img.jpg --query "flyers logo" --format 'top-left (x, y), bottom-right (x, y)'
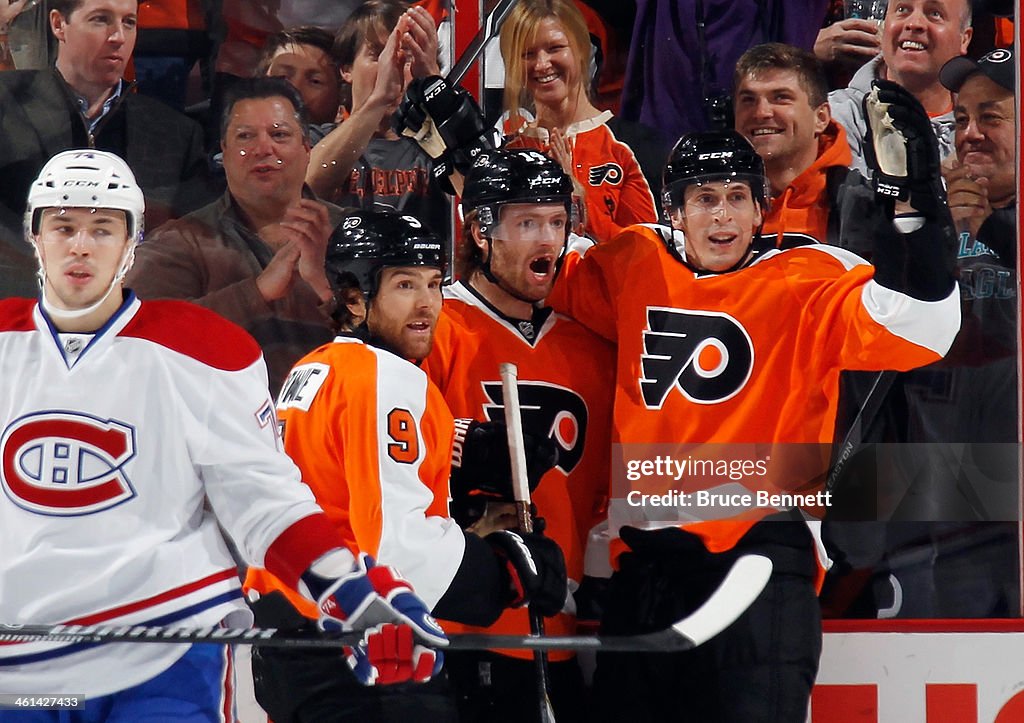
top-left (1, 411), bottom-right (137, 516)
top-left (481, 381), bottom-right (589, 474)
top-left (588, 163), bottom-right (623, 186)
top-left (640, 307), bottom-right (753, 408)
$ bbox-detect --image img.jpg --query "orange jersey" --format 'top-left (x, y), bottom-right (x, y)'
top-left (245, 336), bottom-right (464, 616)
top-left (423, 282), bottom-right (615, 660)
top-left (550, 224), bottom-right (960, 576)
top-left (503, 112), bottom-right (658, 243)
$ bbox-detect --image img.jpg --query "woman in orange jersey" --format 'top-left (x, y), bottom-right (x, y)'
top-left (498, 0), bottom-right (659, 244)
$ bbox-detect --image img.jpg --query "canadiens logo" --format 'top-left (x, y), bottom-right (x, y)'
top-left (588, 163), bottom-right (623, 186)
top-left (481, 381), bottom-right (588, 474)
top-left (1, 411), bottom-right (137, 516)
top-left (640, 307), bottom-right (753, 408)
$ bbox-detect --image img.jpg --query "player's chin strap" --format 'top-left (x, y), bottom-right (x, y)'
top-left (36, 242), bottom-right (137, 324)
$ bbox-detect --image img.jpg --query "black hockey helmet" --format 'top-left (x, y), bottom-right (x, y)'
top-left (462, 148), bottom-right (574, 233)
top-left (326, 209), bottom-right (447, 299)
top-left (661, 130), bottom-right (769, 216)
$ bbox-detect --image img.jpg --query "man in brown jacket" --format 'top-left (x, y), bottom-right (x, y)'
top-left (129, 77), bottom-right (348, 394)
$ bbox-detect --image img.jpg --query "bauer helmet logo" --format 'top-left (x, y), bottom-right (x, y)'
top-left (640, 307), bottom-right (754, 408)
top-left (1, 411), bottom-right (137, 516)
top-left (588, 163), bottom-right (623, 186)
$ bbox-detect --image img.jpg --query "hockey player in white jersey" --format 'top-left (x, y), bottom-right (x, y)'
top-left (0, 150), bottom-right (447, 721)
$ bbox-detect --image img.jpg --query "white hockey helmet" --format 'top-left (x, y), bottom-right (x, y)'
top-left (26, 150), bottom-right (145, 244)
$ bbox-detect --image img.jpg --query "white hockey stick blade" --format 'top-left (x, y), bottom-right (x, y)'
top-left (668, 552), bottom-right (772, 647)
top-left (0, 555), bottom-right (771, 653)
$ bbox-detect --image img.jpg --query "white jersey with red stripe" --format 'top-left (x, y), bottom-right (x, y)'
top-left (0, 294), bottom-right (325, 697)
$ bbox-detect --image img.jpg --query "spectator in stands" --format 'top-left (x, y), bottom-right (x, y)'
top-left (941, 46), bottom-right (1016, 262)
top-left (1, 0), bottom-right (54, 71)
top-left (0, 0), bottom-right (216, 250)
top-left (823, 44), bottom-right (1018, 621)
top-left (828, 0), bottom-right (973, 175)
top-left (258, 26), bottom-right (343, 143)
top-left (304, 1), bottom-right (451, 239)
top-left (127, 77), bottom-right (346, 395)
top-left (498, 0), bottom-right (658, 243)
top-left (0, 0), bottom-right (30, 69)
top-left (733, 42), bottom-right (878, 250)
top-left (813, 1), bottom-right (883, 89)
top-left (619, 1), bottom-right (829, 141)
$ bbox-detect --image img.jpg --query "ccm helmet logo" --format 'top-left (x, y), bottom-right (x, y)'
top-left (696, 151), bottom-right (734, 160)
top-left (1, 411), bottom-right (137, 516)
top-left (639, 307), bottom-right (753, 408)
top-left (62, 180), bottom-right (100, 187)
top-left (528, 176), bottom-right (561, 188)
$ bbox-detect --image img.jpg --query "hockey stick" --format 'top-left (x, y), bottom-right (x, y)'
top-left (826, 370), bottom-right (898, 494)
top-left (501, 361), bottom-right (557, 723)
top-left (447, 0), bottom-right (518, 86)
top-left (0, 554), bottom-right (771, 652)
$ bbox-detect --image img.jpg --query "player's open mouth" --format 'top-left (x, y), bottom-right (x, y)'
top-left (708, 234), bottom-right (736, 245)
top-left (529, 256), bottom-right (554, 277)
top-left (407, 321), bottom-right (432, 333)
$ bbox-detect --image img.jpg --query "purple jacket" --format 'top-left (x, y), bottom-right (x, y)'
top-left (621, 0), bottom-right (828, 140)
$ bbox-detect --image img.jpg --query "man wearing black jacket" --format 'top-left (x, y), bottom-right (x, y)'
top-left (0, 0), bottom-right (216, 262)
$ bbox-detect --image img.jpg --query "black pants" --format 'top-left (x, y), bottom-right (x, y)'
top-left (249, 593), bottom-right (459, 723)
top-left (445, 650), bottom-right (586, 723)
top-left (593, 523), bottom-right (822, 723)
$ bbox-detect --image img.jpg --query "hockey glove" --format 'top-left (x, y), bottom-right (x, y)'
top-left (302, 552), bottom-right (447, 686)
top-left (486, 530), bottom-right (568, 617)
top-left (395, 75), bottom-right (494, 177)
top-left (862, 79), bottom-right (946, 219)
top-left (449, 418), bottom-right (559, 526)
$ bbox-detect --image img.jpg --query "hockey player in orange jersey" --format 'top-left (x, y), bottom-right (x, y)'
top-left (244, 209), bottom-right (568, 722)
top-left (422, 148), bottom-right (615, 723)
top-left (549, 83), bottom-right (962, 722)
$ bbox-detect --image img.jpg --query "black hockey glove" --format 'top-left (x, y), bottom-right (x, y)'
top-left (395, 76), bottom-right (494, 183)
top-left (862, 79), bottom-right (946, 220)
top-left (486, 530), bottom-right (567, 617)
top-left (450, 418), bottom-right (558, 512)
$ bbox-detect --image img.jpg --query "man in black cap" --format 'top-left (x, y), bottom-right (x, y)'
top-left (940, 46), bottom-right (1016, 260)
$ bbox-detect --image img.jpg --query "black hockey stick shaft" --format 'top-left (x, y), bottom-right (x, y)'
top-left (447, 0), bottom-right (518, 86)
top-left (501, 362), bottom-right (557, 723)
top-left (0, 554), bottom-right (772, 653)
top-left (826, 370), bottom-right (898, 494)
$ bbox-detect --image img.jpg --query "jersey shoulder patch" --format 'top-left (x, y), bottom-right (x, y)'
top-left (0, 298), bottom-right (37, 333)
top-left (121, 300), bottom-right (262, 371)
top-left (277, 362), bottom-right (331, 412)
